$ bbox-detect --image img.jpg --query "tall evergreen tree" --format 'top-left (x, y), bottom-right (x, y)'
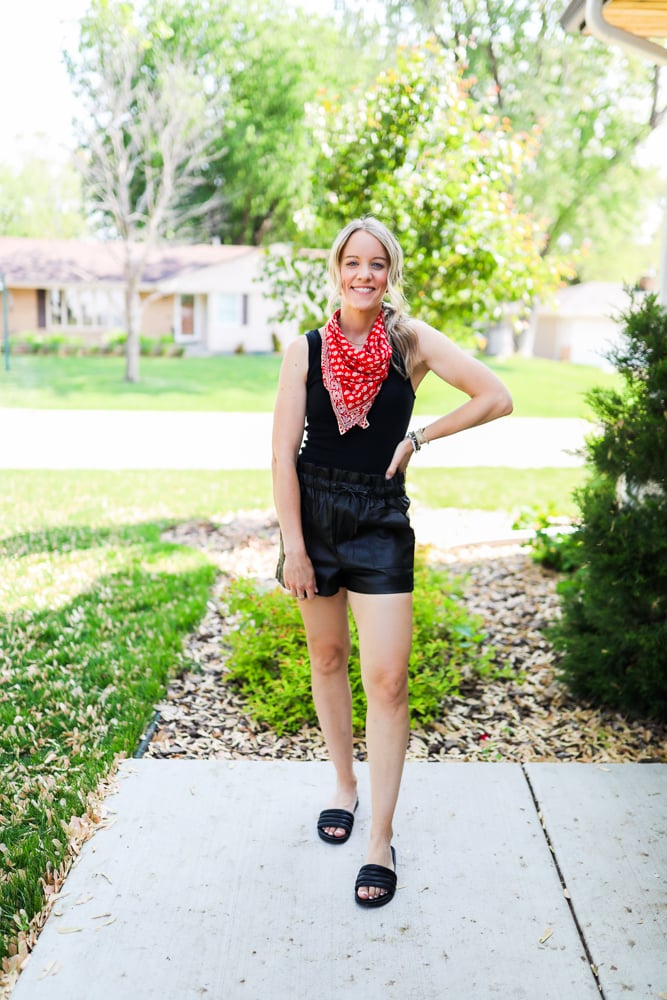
top-left (552, 295), bottom-right (667, 719)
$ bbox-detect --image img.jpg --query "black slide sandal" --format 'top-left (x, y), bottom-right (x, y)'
top-left (317, 800), bottom-right (358, 844)
top-left (354, 846), bottom-right (397, 908)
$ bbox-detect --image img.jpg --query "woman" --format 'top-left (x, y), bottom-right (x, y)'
top-left (271, 217), bottom-right (512, 908)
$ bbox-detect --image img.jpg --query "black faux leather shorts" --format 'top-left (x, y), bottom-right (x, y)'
top-left (276, 460), bottom-right (415, 597)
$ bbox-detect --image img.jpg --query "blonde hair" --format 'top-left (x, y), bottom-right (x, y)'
top-left (326, 216), bottom-right (418, 377)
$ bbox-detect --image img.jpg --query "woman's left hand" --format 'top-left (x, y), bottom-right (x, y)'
top-left (385, 437), bottom-right (415, 480)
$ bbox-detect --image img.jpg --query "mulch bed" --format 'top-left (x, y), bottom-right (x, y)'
top-left (147, 512), bottom-right (667, 764)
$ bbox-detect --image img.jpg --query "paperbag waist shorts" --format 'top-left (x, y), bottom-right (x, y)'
top-left (277, 460), bottom-right (415, 597)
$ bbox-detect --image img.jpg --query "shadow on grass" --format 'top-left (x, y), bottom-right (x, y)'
top-left (0, 520), bottom-right (178, 558)
top-left (0, 519), bottom-right (217, 962)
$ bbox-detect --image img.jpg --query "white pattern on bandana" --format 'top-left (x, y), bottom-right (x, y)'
top-left (321, 309), bottom-right (392, 435)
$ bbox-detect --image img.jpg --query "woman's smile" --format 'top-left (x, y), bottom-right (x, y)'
top-left (340, 230), bottom-right (389, 314)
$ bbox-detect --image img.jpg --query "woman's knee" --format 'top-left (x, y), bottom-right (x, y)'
top-left (364, 666), bottom-right (409, 708)
top-left (309, 639), bottom-right (351, 677)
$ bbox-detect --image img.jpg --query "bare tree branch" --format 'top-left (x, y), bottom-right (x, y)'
top-left (70, 26), bottom-right (224, 381)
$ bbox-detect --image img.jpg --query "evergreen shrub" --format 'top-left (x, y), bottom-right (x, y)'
top-left (551, 294), bottom-right (667, 719)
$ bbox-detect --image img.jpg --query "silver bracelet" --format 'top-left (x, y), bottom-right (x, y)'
top-left (406, 431), bottom-right (420, 452)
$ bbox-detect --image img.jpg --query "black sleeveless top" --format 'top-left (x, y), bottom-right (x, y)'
top-left (299, 329), bottom-right (416, 474)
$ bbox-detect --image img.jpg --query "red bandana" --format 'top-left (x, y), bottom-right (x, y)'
top-left (322, 309), bottom-right (392, 434)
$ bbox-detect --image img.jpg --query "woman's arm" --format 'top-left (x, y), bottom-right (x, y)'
top-left (385, 319), bottom-right (513, 478)
top-left (271, 336), bottom-right (318, 599)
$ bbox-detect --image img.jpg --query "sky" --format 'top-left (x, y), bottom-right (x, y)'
top-left (0, 0), bottom-right (88, 165)
top-left (2, 0), bottom-right (666, 176)
top-left (0, 0), bottom-right (338, 165)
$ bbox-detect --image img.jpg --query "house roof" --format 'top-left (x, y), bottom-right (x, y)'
top-left (0, 237), bottom-right (255, 288)
top-left (540, 281), bottom-right (636, 318)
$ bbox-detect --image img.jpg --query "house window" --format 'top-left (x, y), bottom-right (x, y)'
top-left (215, 293), bottom-right (248, 326)
top-left (48, 287), bottom-right (124, 329)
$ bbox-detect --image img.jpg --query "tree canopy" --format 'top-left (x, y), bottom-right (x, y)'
top-left (268, 45), bottom-right (568, 339)
top-left (63, 0), bottom-right (665, 358)
top-left (97, 0), bottom-right (382, 246)
top-left (0, 155), bottom-right (87, 239)
top-left (381, 0), bottom-right (666, 270)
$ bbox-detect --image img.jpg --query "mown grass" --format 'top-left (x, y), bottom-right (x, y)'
top-left (409, 467), bottom-right (585, 518)
top-left (1, 353), bottom-right (619, 418)
top-left (0, 471), bottom-right (242, 965)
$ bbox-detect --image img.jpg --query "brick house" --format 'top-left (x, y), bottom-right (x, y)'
top-left (0, 237), bottom-right (298, 353)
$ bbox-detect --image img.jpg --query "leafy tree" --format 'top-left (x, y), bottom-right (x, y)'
top-left (376, 0), bottom-right (666, 268)
top-left (137, 0), bottom-right (382, 246)
top-left (261, 245), bottom-right (329, 340)
top-left (267, 45), bottom-right (568, 340)
top-left (0, 155), bottom-right (88, 238)
top-left (551, 295), bottom-right (667, 719)
top-left (66, 0), bottom-right (224, 382)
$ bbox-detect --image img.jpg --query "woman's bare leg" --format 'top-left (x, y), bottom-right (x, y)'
top-left (348, 590), bottom-right (412, 901)
top-left (299, 590), bottom-right (358, 836)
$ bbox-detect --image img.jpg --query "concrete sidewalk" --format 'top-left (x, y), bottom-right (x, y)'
top-left (9, 761), bottom-right (666, 1000)
top-left (0, 409), bottom-right (588, 469)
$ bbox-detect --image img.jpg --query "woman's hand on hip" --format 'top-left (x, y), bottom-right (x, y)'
top-left (385, 438), bottom-right (414, 480)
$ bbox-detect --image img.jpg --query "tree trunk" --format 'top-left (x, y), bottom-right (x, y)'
top-left (124, 278), bottom-right (141, 383)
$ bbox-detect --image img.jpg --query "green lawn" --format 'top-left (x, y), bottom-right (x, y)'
top-left (409, 467), bottom-right (584, 517)
top-left (0, 470), bottom-right (267, 965)
top-left (0, 353), bottom-right (620, 418)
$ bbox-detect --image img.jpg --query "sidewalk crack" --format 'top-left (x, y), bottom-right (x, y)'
top-left (521, 764), bottom-right (605, 998)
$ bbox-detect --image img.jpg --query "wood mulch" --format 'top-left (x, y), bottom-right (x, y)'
top-left (146, 512), bottom-right (667, 764)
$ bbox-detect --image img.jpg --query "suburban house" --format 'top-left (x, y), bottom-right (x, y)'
top-left (532, 281), bottom-right (637, 368)
top-left (0, 237), bottom-right (299, 353)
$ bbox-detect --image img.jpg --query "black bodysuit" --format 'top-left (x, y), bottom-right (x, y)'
top-left (299, 329), bottom-right (416, 475)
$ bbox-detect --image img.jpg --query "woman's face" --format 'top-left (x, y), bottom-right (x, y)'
top-left (339, 229), bottom-right (389, 315)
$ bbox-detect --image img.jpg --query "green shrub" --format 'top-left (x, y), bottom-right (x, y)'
top-left (551, 294), bottom-right (667, 719)
top-left (514, 505), bottom-right (583, 574)
top-left (11, 333), bottom-right (86, 356)
top-left (156, 334), bottom-right (174, 356)
top-left (39, 333), bottom-right (70, 354)
top-left (17, 333), bottom-right (44, 354)
top-left (531, 528), bottom-right (582, 574)
top-left (8, 331), bottom-right (188, 359)
top-left (102, 331), bottom-right (127, 354)
top-left (139, 335), bottom-right (155, 356)
top-left (221, 553), bottom-right (495, 735)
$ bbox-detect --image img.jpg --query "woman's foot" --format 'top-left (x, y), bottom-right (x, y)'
top-left (355, 844), bottom-right (397, 907)
top-left (318, 782), bottom-right (358, 841)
